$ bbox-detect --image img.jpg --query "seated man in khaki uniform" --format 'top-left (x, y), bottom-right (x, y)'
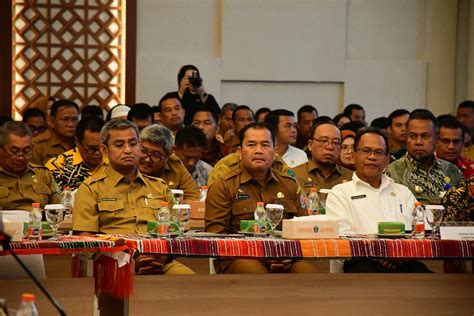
top-left (73, 119), bottom-right (194, 274)
top-left (205, 122), bottom-right (317, 274)
top-left (138, 124), bottom-right (200, 201)
top-left (0, 121), bottom-right (61, 210)
top-left (32, 99), bottom-right (80, 165)
top-left (292, 120), bottom-right (353, 195)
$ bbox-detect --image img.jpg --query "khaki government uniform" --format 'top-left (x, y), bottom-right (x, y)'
top-left (0, 163), bottom-right (61, 211)
top-left (157, 154), bottom-right (200, 201)
top-left (208, 152), bottom-right (290, 186)
top-left (205, 162), bottom-right (316, 274)
top-left (32, 133), bottom-right (74, 165)
top-left (73, 165), bottom-right (194, 275)
top-left (292, 160), bottom-right (353, 195)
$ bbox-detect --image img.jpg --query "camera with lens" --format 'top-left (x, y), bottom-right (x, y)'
top-left (189, 71), bottom-right (202, 89)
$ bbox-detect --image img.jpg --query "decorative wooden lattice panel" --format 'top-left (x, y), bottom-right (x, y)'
top-left (12, 0), bottom-right (126, 116)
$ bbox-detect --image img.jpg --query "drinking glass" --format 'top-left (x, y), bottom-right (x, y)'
top-left (171, 189), bottom-right (184, 204)
top-left (317, 189), bottom-right (331, 214)
top-left (425, 205), bottom-right (444, 239)
top-left (44, 204), bottom-right (64, 237)
top-left (172, 204), bottom-right (190, 238)
top-left (265, 204), bottom-right (284, 237)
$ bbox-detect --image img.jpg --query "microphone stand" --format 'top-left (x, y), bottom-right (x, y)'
top-left (0, 219), bottom-right (66, 315)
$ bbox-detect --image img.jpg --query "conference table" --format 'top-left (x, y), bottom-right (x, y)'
top-left (2, 234), bottom-right (474, 315)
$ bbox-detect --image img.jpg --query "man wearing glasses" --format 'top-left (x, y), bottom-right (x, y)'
top-left (138, 124), bottom-right (200, 201)
top-left (46, 117), bottom-right (105, 191)
top-left (385, 110), bottom-right (462, 204)
top-left (326, 128), bottom-right (430, 272)
top-left (292, 120), bottom-right (353, 195)
top-left (32, 99), bottom-right (80, 165)
top-left (0, 121), bottom-right (61, 210)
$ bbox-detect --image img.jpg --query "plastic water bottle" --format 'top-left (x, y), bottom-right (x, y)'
top-left (28, 203), bottom-right (42, 241)
top-left (199, 186), bottom-right (208, 201)
top-left (16, 293), bottom-right (39, 316)
top-left (307, 187), bottom-right (321, 215)
top-left (157, 201), bottom-right (170, 238)
top-left (412, 202), bottom-right (425, 239)
top-left (254, 202), bottom-right (267, 237)
top-left (61, 186), bottom-right (73, 219)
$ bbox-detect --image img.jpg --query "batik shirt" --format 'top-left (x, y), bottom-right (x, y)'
top-left (385, 153), bottom-right (463, 204)
top-left (45, 148), bottom-right (104, 191)
top-left (191, 160), bottom-right (213, 187)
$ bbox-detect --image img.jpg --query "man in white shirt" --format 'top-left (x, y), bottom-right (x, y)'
top-left (265, 109), bottom-right (308, 168)
top-left (326, 128), bottom-right (430, 273)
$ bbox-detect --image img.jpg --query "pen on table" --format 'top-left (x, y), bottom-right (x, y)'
top-left (399, 204), bottom-right (403, 213)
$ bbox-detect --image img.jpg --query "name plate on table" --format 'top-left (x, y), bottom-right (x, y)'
top-left (440, 225), bottom-right (474, 240)
top-left (282, 217), bottom-right (339, 239)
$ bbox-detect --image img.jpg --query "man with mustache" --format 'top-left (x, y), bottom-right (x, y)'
top-left (205, 122), bottom-right (316, 273)
top-left (292, 120), bottom-right (353, 195)
top-left (385, 110), bottom-right (462, 204)
top-left (326, 128), bottom-right (430, 272)
top-left (155, 92), bottom-right (185, 136)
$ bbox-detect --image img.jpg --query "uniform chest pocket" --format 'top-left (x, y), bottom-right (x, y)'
top-left (140, 198), bottom-right (162, 211)
top-left (98, 200), bottom-right (124, 212)
top-left (0, 186), bottom-right (10, 199)
top-left (32, 183), bottom-right (52, 195)
top-left (232, 199), bottom-right (256, 216)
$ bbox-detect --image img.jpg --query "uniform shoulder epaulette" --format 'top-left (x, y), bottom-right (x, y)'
top-left (276, 168), bottom-right (297, 181)
top-left (143, 173), bottom-right (167, 185)
top-left (223, 167), bottom-right (241, 180)
top-left (85, 170), bottom-right (107, 184)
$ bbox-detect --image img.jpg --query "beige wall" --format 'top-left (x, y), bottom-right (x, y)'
top-left (136, 0), bottom-right (465, 120)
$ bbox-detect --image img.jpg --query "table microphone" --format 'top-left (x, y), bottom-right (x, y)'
top-left (0, 213), bottom-right (67, 316)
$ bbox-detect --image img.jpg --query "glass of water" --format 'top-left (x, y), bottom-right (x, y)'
top-left (425, 205), bottom-right (444, 239)
top-left (172, 204), bottom-right (191, 238)
top-left (265, 204), bottom-right (284, 237)
top-left (171, 189), bottom-right (184, 204)
top-left (44, 204), bottom-right (64, 238)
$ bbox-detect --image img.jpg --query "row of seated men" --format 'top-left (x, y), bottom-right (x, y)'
top-left (1, 100), bottom-right (472, 274)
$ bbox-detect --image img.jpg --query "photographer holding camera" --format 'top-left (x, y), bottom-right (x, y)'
top-left (177, 64), bottom-right (221, 125)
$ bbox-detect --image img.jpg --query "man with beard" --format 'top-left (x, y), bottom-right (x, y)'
top-left (385, 110), bottom-right (462, 204)
top-left (292, 121), bottom-right (352, 195)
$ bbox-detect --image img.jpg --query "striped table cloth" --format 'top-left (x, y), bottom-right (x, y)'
top-left (123, 237), bottom-right (474, 260)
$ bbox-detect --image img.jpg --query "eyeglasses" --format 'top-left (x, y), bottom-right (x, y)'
top-left (311, 138), bottom-right (341, 147)
top-left (1, 145), bottom-right (32, 159)
top-left (141, 148), bottom-right (164, 163)
top-left (27, 125), bottom-right (47, 134)
top-left (438, 138), bottom-right (463, 147)
top-left (355, 148), bottom-right (387, 158)
top-left (78, 140), bottom-right (100, 154)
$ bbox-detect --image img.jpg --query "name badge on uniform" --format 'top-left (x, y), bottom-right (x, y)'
top-left (303, 182), bottom-right (317, 188)
top-left (100, 197), bottom-right (117, 202)
top-left (236, 193), bottom-right (251, 201)
top-left (351, 194), bottom-right (366, 200)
